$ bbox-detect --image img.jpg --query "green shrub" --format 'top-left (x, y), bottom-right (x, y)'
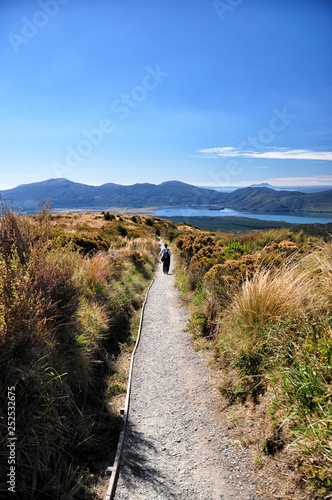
top-left (102, 211), bottom-right (115, 221)
top-left (224, 241), bottom-right (249, 258)
top-left (117, 224), bottom-right (128, 237)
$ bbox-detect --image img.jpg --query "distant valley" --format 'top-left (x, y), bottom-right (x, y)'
top-left (1, 178), bottom-right (332, 214)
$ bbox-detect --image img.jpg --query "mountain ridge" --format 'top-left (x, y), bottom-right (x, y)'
top-left (0, 179), bottom-right (229, 211)
top-left (226, 186), bottom-right (332, 213)
top-left (1, 179), bottom-right (332, 213)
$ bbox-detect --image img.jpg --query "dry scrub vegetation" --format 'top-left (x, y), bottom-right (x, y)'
top-left (0, 206), bottom-right (178, 499)
top-left (2, 205), bottom-right (331, 499)
top-left (175, 227), bottom-right (332, 498)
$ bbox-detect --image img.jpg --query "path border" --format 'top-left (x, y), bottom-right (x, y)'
top-left (105, 278), bottom-right (155, 500)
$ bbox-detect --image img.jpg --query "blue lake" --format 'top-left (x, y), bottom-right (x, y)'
top-left (154, 207), bottom-right (332, 225)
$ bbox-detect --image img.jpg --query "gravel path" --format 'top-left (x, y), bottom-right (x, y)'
top-left (115, 248), bottom-right (260, 500)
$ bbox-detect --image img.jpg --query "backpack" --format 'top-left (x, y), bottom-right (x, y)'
top-left (161, 249), bottom-right (169, 262)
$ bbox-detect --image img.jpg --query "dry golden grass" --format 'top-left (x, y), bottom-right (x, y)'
top-left (50, 212), bottom-right (106, 229)
top-left (230, 266), bottom-right (312, 324)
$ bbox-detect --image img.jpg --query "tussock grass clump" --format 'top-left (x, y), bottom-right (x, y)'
top-left (228, 264), bottom-right (318, 338)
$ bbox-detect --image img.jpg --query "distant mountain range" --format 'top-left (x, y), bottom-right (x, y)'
top-left (226, 186), bottom-right (332, 213)
top-left (0, 179), bottom-right (227, 212)
top-left (206, 183), bottom-right (332, 194)
top-left (248, 182), bottom-right (332, 194)
top-left (1, 178), bottom-right (332, 214)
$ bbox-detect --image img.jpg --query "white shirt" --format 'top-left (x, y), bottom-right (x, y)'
top-left (160, 247), bottom-right (171, 257)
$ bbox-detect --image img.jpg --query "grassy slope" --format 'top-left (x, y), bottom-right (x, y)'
top-left (2, 208), bottom-right (331, 498)
top-left (174, 225), bottom-right (332, 498)
top-left (0, 209), bottom-right (179, 499)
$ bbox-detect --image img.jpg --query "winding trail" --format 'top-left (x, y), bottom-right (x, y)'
top-left (114, 248), bottom-right (259, 499)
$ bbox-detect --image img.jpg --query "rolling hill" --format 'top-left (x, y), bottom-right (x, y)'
top-left (0, 178), bottom-right (228, 211)
top-left (1, 179), bottom-right (332, 213)
top-left (226, 186), bottom-right (332, 213)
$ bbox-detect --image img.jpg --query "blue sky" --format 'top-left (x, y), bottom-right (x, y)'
top-left (1, 0), bottom-right (332, 190)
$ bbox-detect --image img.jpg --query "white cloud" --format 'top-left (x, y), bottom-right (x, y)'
top-left (197, 146), bottom-right (332, 161)
top-left (267, 176), bottom-right (332, 186)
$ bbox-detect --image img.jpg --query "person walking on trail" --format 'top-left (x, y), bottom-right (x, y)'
top-left (159, 243), bottom-right (171, 274)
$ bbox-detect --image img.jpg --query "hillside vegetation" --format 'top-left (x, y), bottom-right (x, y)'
top-left (174, 226), bottom-right (332, 498)
top-left (0, 206), bottom-right (178, 499)
top-left (1, 207), bottom-right (331, 498)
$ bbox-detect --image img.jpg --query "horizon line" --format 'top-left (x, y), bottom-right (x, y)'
top-left (1, 177), bottom-right (332, 191)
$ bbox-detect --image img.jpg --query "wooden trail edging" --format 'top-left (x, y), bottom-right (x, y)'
top-left (104, 278), bottom-right (155, 500)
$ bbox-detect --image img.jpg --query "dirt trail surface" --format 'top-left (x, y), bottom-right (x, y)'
top-left (115, 248), bottom-right (260, 500)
